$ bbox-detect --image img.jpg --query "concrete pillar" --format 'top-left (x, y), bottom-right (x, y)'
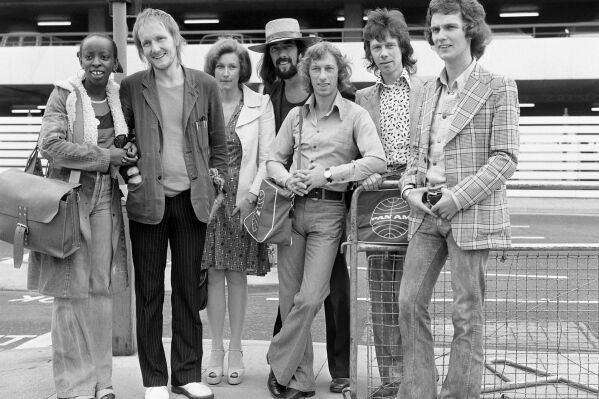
top-left (110, 0), bottom-right (136, 357)
top-left (88, 7), bottom-right (107, 32)
top-left (342, 2), bottom-right (363, 42)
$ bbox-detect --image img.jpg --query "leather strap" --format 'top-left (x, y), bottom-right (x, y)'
top-left (69, 170), bottom-right (81, 185)
top-left (296, 107), bottom-right (303, 170)
top-left (13, 206), bottom-right (28, 269)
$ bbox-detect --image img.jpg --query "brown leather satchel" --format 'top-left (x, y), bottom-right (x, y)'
top-left (0, 168), bottom-right (81, 268)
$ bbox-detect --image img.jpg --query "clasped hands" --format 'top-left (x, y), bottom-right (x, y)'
top-left (208, 192), bottom-right (259, 231)
top-left (284, 164), bottom-right (327, 196)
top-left (404, 187), bottom-right (459, 220)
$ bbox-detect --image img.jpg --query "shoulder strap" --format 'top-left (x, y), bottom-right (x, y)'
top-left (297, 107), bottom-right (303, 171)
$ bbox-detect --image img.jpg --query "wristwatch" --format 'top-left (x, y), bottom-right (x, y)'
top-left (401, 184), bottom-right (415, 200)
top-left (324, 168), bottom-right (333, 183)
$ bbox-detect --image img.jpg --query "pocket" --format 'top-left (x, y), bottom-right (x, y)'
top-left (194, 121), bottom-right (209, 149)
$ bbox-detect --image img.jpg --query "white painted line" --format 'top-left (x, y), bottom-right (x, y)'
top-left (511, 225), bottom-right (530, 228)
top-left (431, 298), bottom-right (598, 304)
top-left (0, 334), bottom-right (37, 347)
top-left (14, 332), bottom-right (52, 349)
top-left (440, 271), bottom-right (567, 280)
top-left (512, 236), bottom-right (545, 240)
top-left (0, 253), bottom-right (29, 267)
top-left (269, 297), bottom-right (370, 302)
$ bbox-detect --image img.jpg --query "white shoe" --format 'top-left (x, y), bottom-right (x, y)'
top-left (171, 382), bottom-right (214, 399)
top-left (145, 386), bottom-right (169, 399)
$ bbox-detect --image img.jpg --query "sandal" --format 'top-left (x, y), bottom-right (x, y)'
top-left (227, 349), bottom-right (245, 385)
top-left (205, 348), bottom-right (225, 385)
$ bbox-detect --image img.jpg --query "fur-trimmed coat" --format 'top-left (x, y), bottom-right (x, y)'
top-left (27, 75), bottom-right (129, 298)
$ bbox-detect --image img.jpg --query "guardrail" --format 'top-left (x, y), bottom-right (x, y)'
top-left (2, 21), bottom-right (599, 46)
top-left (3, 116), bottom-right (598, 199)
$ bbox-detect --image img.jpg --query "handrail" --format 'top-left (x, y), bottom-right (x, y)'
top-left (2, 21), bottom-right (599, 46)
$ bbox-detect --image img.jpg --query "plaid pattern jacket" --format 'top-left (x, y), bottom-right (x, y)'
top-left (401, 63), bottom-right (520, 250)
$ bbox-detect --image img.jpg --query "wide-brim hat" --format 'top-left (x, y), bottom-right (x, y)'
top-left (248, 18), bottom-right (321, 53)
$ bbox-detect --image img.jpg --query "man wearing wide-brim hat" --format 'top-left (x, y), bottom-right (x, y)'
top-left (250, 18), bottom-right (352, 398)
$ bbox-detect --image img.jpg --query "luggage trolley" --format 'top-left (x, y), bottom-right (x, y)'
top-left (341, 179), bottom-right (409, 399)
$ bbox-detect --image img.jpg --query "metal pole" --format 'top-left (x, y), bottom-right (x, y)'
top-left (110, 0), bottom-right (136, 356)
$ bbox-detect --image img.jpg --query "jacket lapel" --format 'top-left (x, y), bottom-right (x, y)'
top-left (141, 70), bottom-right (164, 129)
top-left (182, 68), bottom-right (200, 132)
top-left (417, 82), bottom-right (439, 152)
top-left (236, 85), bottom-right (261, 128)
top-left (446, 64), bottom-right (492, 144)
top-left (408, 77), bottom-right (424, 141)
top-left (363, 85), bottom-right (381, 135)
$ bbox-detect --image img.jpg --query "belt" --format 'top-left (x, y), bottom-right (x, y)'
top-left (305, 188), bottom-right (344, 201)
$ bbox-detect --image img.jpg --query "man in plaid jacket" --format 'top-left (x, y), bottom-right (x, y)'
top-left (398, 0), bottom-right (519, 398)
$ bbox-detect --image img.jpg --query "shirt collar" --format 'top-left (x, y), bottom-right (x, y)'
top-left (303, 91), bottom-right (346, 119)
top-left (376, 68), bottom-right (412, 90)
top-left (439, 60), bottom-right (476, 94)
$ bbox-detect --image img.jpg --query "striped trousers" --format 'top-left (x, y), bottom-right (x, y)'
top-left (129, 190), bottom-right (207, 387)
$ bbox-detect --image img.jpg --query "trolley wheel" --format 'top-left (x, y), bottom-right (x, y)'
top-left (341, 386), bottom-right (353, 399)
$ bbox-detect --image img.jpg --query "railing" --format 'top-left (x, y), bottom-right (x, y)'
top-left (0, 117), bottom-right (42, 173)
top-left (3, 116), bottom-right (597, 199)
top-left (1, 21), bottom-right (599, 46)
top-left (508, 116), bottom-right (599, 198)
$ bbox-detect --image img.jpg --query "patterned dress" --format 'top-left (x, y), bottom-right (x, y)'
top-left (202, 99), bottom-right (270, 275)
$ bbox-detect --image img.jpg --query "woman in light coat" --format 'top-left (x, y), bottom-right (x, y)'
top-left (201, 38), bottom-right (275, 385)
top-left (28, 33), bottom-right (135, 399)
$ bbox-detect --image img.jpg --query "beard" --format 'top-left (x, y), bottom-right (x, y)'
top-left (274, 57), bottom-right (298, 80)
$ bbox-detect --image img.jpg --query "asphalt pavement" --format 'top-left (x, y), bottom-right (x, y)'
top-left (0, 211), bottom-right (598, 398)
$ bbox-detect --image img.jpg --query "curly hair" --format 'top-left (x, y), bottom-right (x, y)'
top-left (132, 8), bottom-right (186, 66)
top-left (258, 40), bottom-right (308, 88)
top-left (424, 0), bottom-right (492, 59)
top-left (204, 38), bottom-right (252, 84)
top-left (363, 8), bottom-right (417, 75)
top-left (298, 41), bottom-right (352, 95)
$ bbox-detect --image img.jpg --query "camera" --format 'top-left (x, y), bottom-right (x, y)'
top-left (422, 190), bottom-right (442, 206)
top-left (114, 133), bottom-right (141, 185)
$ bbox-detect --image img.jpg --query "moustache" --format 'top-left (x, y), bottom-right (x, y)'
top-left (276, 57), bottom-right (293, 66)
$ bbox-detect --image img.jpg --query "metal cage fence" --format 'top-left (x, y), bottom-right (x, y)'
top-left (344, 182), bottom-right (598, 399)
top-left (361, 247), bottom-right (598, 399)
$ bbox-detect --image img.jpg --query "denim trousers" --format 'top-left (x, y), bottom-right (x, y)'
top-left (268, 196), bottom-right (346, 392)
top-left (398, 214), bottom-right (489, 399)
top-left (52, 174), bottom-right (113, 399)
top-left (367, 252), bottom-right (403, 386)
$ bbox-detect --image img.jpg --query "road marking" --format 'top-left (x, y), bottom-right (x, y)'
top-left (359, 267), bottom-right (567, 280)
top-left (267, 297), bottom-right (596, 304)
top-left (432, 298), bottom-right (598, 304)
top-left (0, 334), bottom-right (37, 346)
top-left (0, 253), bottom-right (29, 267)
top-left (8, 294), bottom-right (53, 303)
top-left (14, 332), bottom-right (52, 349)
top-left (440, 271), bottom-right (567, 280)
top-left (511, 225), bottom-right (530, 228)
